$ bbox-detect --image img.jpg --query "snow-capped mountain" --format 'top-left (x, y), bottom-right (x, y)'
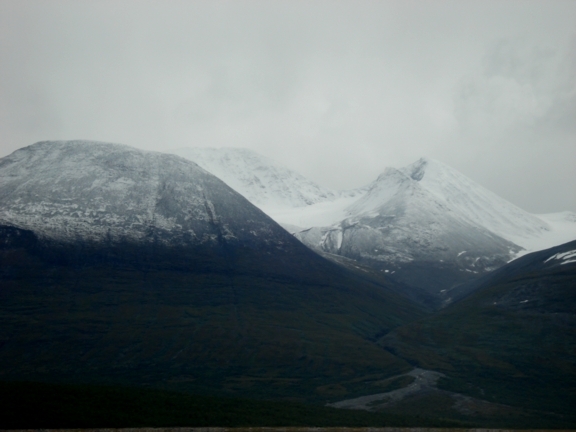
top-left (398, 158), bottom-right (550, 243)
top-left (168, 149), bottom-right (574, 304)
top-left (0, 141), bottom-right (294, 252)
top-left (293, 162), bottom-right (512, 298)
top-left (292, 158), bottom-right (575, 301)
top-left (300, 163), bottom-right (519, 264)
top-left (168, 147), bottom-right (363, 212)
top-left (329, 158), bottom-right (551, 254)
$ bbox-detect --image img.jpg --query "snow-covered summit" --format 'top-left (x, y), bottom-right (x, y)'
top-left (341, 157), bottom-right (550, 243)
top-left (398, 158), bottom-right (550, 242)
top-left (0, 141), bottom-right (292, 248)
top-left (281, 156), bottom-right (576, 300)
top-left (297, 159), bottom-right (522, 269)
top-left (286, 157), bottom-right (551, 245)
top-left (168, 147), bottom-right (343, 210)
top-left (343, 167), bottom-right (415, 217)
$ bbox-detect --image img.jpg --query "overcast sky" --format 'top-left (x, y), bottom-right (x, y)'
top-left (1, 0), bottom-right (575, 213)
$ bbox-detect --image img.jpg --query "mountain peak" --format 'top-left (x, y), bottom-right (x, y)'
top-left (168, 147), bottom-right (339, 209)
top-left (405, 157), bottom-right (429, 181)
top-left (400, 157), bottom-right (456, 183)
top-left (396, 157), bottom-right (550, 242)
top-left (375, 166), bottom-right (409, 182)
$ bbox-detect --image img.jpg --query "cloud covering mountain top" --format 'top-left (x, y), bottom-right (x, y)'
top-left (1, 1), bottom-right (574, 213)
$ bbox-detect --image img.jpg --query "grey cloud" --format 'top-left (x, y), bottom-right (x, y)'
top-left (0, 0), bottom-right (575, 212)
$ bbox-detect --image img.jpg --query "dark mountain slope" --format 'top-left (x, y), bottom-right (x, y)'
top-left (381, 240), bottom-right (576, 419)
top-left (0, 141), bottom-right (425, 402)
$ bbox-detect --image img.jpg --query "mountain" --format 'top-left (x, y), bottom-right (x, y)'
top-left (0, 140), bottom-right (426, 402)
top-left (293, 158), bottom-right (574, 305)
top-left (2, 141), bottom-right (573, 428)
top-left (168, 147), bottom-right (361, 210)
top-left (397, 158), bottom-right (549, 242)
top-left (380, 239), bottom-right (576, 421)
top-left (170, 149), bottom-right (575, 306)
top-left (0, 141), bottom-right (290, 248)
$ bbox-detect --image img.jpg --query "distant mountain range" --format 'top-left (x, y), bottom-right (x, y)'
top-left (171, 147), bottom-right (576, 306)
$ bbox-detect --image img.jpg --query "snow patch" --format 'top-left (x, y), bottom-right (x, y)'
top-left (544, 249), bottom-right (576, 263)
